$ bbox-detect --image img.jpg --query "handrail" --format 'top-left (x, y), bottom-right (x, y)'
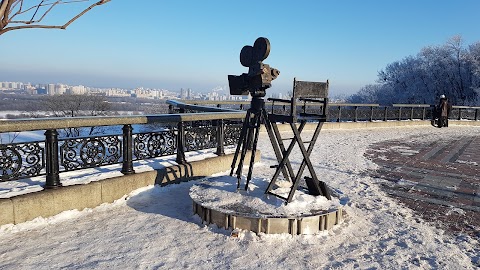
top-left (331, 103), bottom-right (380, 107)
top-left (166, 100), bottom-right (241, 112)
top-left (181, 100), bottom-right (480, 110)
top-left (392, 104), bottom-right (431, 107)
top-left (183, 100), bottom-right (380, 107)
top-left (184, 100), bottom-right (251, 105)
top-left (0, 112), bottom-right (246, 133)
top-left (452, 105), bottom-right (480, 109)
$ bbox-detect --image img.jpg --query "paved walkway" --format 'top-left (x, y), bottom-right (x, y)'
top-left (365, 134), bottom-right (480, 239)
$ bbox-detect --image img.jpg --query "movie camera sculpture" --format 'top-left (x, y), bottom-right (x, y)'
top-left (229, 37), bottom-right (331, 204)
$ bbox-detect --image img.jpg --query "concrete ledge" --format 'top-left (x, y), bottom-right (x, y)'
top-left (156, 151), bottom-right (260, 185)
top-left (0, 199), bottom-right (14, 225)
top-left (0, 151), bottom-right (259, 226)
top-left (53, 182), bottom-right (103, 213)
top-left (11, 190), bottom-right (57, 224)
top-left (449, 120), bottom-right (480, 126)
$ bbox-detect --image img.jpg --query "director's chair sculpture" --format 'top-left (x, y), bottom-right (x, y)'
top-left (265, 78), bottom-right (332, 203)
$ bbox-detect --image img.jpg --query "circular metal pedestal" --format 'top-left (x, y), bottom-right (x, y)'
top-left (190, 177), bottom-right (344, 235)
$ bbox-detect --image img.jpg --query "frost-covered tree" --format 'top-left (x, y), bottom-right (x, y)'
top-left (348, 36), bottom-right (480, 106)
top-left (42, 94), bottom-right (111, 137)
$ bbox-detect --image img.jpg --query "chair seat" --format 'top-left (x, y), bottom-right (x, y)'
top-left (268, 114), bottom-right (294, 123)
top-left (298, 113), bottom-right (327, 121)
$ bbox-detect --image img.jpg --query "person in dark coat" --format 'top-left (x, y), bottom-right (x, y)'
top-left (437, 95), bottom-right (452, 128)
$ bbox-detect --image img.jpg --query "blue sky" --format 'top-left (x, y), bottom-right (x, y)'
top-left (0, 0), bottom-right (479, 96)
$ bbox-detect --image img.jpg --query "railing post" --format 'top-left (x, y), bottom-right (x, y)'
top-left (475, 109), bottom-right (479, 121)
top-left (398, 107), bottom-right (402, 121)
top-left (337, 106), bottom-right (341, 122)
top-left (176, 121), bottom-right (186, 164)
top-left (45, 129), bottom-right (61, 189)
top-left (422, 107), bottom-right (426, 120)
top-left (369, 106), bottom-right (374, 122)
top-left (410, 107), bottom-right (414, 120)
top-left (354, 106), bottom-right (358, 122)
top-left (121, 124), bottom-right (135, 175)
top-left (458, 108), bottom-right (462, 120)
top-left (216, 119), bottom-right (225, 156)
top-left (384, 106), bottom-right (388, 121)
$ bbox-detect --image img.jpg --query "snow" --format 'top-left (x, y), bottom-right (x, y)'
top-left (190, 176), bottom-right (341, 218)
top-left (0, 126), bottom-right (479, 269)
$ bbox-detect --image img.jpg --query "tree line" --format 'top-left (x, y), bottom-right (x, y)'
top-left (1, 93), bottom-right (169, 139)
top-left (0, 93), bottom-right (169, 117)
top-left (348, 36), bottom-right (480, 106)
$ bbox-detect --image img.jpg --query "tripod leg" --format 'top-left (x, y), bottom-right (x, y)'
top-left (236, 112), bottom-right (254, 187)
top-left (230, 110), bottom-right (250, 176)
top-left (245, 112), bottom-right (262, 190)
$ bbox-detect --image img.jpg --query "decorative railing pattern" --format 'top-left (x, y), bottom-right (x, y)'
top-left (133, 130), bottom-right (176, 160)
top-left (60, 135), bottom-right (122, 171)
top-left (185, 125), bottom-right (217, 151)
top-left (224, 123), bottom-right (243, 145)
top-left (0, 141), bottom-right (44, 181)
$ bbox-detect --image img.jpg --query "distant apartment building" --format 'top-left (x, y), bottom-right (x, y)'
top-left (47, 84), bottom-right (56, 95)
top-left (133, 88), bottom-right (164, 99)
top-left (68, 85), bottom-right (86, 95)
top-left (0, 81), bottom-right (23, 90)
top-left (106, 88), bottom-right (130, 97)
top-left (55, 84), bottom-right (67, 95)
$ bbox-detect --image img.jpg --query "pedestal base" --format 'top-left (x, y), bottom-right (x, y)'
top-left (190, 176), bottom-right (344, 235)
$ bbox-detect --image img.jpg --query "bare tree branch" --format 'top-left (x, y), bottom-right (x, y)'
top-left (62, 0), bottom-right (109, 30)
top-left (0, 0), bottom-right (110, 35)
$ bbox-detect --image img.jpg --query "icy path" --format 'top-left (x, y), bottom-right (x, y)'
top-left (0, 126), bottom-right (478, 269)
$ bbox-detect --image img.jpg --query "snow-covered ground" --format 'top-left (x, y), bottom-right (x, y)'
top-left (0, 126), bottom-right (479, 269)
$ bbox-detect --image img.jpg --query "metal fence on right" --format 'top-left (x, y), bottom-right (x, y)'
top-left (188, 101), bottom-right (480, 122)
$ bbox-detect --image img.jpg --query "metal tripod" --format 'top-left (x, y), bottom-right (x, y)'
top-left (230, 96), bottom-right (291, 190)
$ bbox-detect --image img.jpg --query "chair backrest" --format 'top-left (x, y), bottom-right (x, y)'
top-left (293, 79), bottom-right (329, 99)
top-left (291, 78), bottom-right (329, 120)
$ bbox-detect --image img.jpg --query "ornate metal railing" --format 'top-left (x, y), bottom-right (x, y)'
top-left (182, 100), bottom-right (480, 122)
top-left (2, 100), bottom-right (479, 189)
top-left (0, 109), bottom-right (245, 187)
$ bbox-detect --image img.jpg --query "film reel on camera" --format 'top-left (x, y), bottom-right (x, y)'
top-left (240, 37), bottom-right (271, 67)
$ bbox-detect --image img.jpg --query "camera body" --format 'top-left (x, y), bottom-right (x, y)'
top-left (228, 37), bottom-right (280, 97)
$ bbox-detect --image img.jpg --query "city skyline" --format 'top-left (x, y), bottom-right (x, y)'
top-left (0, 1), bottom-right (479, 96)
top-left (0, 80), bottom-right (254, 101)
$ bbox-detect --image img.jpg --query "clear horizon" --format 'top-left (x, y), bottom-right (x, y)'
top-left (1, 1), bottom-right (479, 96)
